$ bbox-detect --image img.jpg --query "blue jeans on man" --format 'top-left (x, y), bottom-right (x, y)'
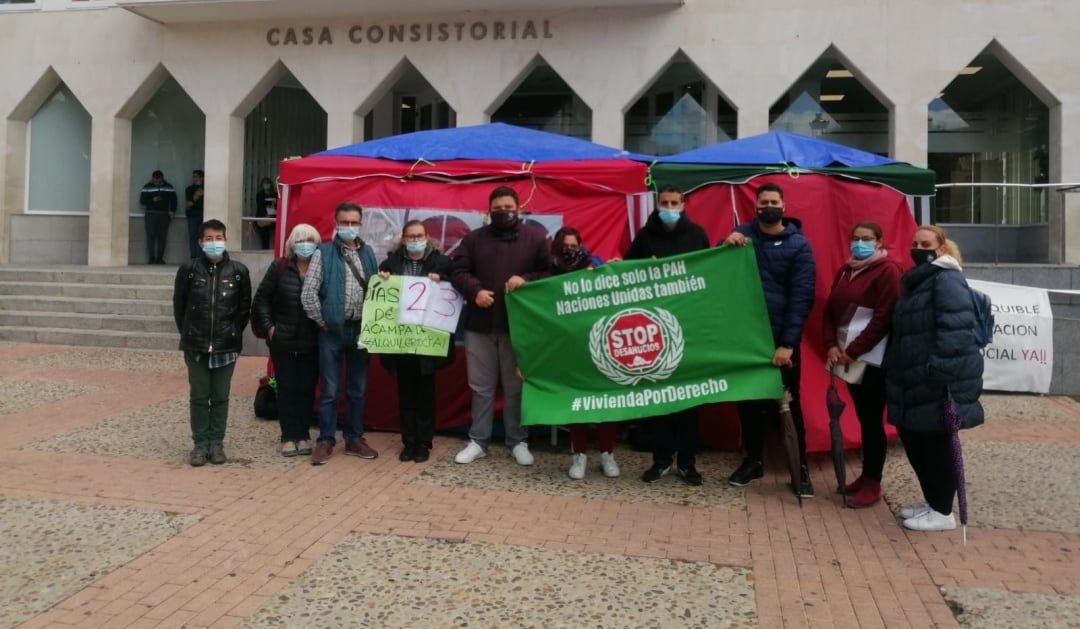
top-left (315, 321), bottom-right (369, 445)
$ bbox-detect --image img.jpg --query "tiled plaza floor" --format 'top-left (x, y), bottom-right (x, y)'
top-left (0, 343), bottom-right (1077, 628)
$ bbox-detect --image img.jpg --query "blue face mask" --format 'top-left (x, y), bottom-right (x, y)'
top-left (336, 226), bottom-right (359, 242)
top-left (294, 242), bottom-right (317, 259)
top-left (658, 209), bottom-right (682, 225)
top-left (405, 241), bottom-right (427, 255)
top-left (202, 241), bottom-right (226, 259)
top-left (850, 240), bottom-right (876, 260)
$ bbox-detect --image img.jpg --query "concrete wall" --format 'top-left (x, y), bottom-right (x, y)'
top-left (946, 224), bottom-right (1051, 264)
top-left (9, 215), bottom-right (88, 264)
top-left (1, 0), bottom-right (1080, 266)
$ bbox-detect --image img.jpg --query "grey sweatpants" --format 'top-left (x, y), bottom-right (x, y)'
top-left (464, 331), bottom-right (526, 447)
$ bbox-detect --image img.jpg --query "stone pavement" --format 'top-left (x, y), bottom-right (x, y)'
top-left (0, 342), bottom-right (1077, 628)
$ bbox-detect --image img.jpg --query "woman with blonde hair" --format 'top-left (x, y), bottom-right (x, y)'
top-left (885, 224), bottom-right (983, 531)
top-left (251, 223), bottom-right (322, 456)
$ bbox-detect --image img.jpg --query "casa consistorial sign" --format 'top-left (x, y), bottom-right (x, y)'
top-left (266, 19), bottom-right (554, 46)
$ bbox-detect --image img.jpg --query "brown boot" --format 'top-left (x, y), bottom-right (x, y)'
top-left (847, 479), bottom-right (882, 508)
top-left (311, 442), bottom-right (334, 466)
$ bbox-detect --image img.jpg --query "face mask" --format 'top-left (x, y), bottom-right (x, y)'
top-left (758, 207), bottom-right (783, 225)
top-left (202, 241), bottom-right (226, 258)
top-left (405, 241), bottom-right (427, 255)
top-left (262, 183), bottom-right (272, 191)
top-left (294, 242), bottom-right (316, 259)
top-left (910, 249), bottom-right (937, 266)
top-left (658, 210), bottom-right (681, 225)
top-left (560, 245), bottom-right (589, 268)
top-left (337, 226), bottom-right (359, 242)
top-left (490, 211), bottom-right (519, 232)
top-left (850, 241), bottom-right (876, 260)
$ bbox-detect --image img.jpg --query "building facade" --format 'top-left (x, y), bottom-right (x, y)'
top-left (1, 0), bottom-right (1076, 266)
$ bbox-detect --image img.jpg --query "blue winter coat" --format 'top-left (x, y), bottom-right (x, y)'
top-left (885, 259), bottom-right (985, 432)
top-left (731, 218), bottom-right (816, 347)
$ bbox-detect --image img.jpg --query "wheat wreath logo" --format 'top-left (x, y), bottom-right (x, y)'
top-left (588, 307), bottom-right (684, 386)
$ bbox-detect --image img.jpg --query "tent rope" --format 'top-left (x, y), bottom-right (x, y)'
top-left (643, 161), bottom-right (658, 192)
top-left (780, 161), bottom-right (800, 180)
top-left (405, 158), bottom-right (435, 179)
top-left (518, 161), bottom-right (538, 208)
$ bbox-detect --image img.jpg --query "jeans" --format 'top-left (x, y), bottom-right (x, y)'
top-left (186, 214), bottom-right (203, 260)
top-left (145, 212), bottom-right (171, 262)
top-left (464, 331), bottom-right (526, 447)
top-left (271, 349), bottom-right (318, 443)
top-left (184, 352), bottom-right (236, 445)
top-left (316, 323), bottom-right (369, 445)
top-left (736, 347), bottom-right (807, 465)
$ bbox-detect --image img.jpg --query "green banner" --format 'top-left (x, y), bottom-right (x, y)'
top-left (359, 275), bottom-right (450, 356)
top-left (506, 246), bottom-right (782, 425)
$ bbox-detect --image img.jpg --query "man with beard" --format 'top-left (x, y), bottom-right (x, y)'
top-left (721, 182), bottom-right (817, 498)
top-left (450, 186), bottom-right (550, 466)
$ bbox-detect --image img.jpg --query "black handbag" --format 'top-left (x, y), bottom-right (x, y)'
top-left (254, 375), bottom-right (278, 420)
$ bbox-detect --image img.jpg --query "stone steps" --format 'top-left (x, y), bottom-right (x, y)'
top-left (0, 265), bottom-right (178, 350)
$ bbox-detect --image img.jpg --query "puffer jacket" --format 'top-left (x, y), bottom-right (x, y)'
top-left (885, 257), bottom-right (984, 432)
top-left (731, 217), bottom-right (816, 347)
top-left (624, 210), bottom-right (710, 261)
top-left (251, 257), bottom-right (319, 354)
top-left (378, 244), bottom-right (455, 376)
top-left (173, 253), bottom-right (251, 354)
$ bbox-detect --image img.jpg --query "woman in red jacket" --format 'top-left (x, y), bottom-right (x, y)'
top-left (822, 221), bottom-right (902, 508)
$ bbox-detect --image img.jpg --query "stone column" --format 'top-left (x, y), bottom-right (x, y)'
top-left (86, 116), bottom-right (132, 266)
top-left (326, 108), bottom-right (358, 149)
top-left (737, 101), bottom-right (769, 139)
top-left (202, 114), bottom-right (245, 242)
top-left (0, 120), bottom-right (19, 265)
top-left (590, 104), bottom-right (624, 149)
top-left (891, 101), bottom-right (930, 166)
top-left (1053, 105), bottom-right (1080, 264)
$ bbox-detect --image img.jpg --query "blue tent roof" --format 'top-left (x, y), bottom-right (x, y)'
top-left (655, 130), bottom-right (897, 168)
top-left (317, 123), bottom-right (650, 163)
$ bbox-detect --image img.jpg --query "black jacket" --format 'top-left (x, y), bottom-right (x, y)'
top-left (624, 210), bottom-right (710, 260)
top-left (885, 259), bottom-right (985, 432)
top-left (378, 244), bottom-right (455, 376)
top-left (251, 257), bottom-right (319, 354)
top-left (173, 253), bottom-right (251, 354)
top-left (140, 180), bottom-right (178, 214)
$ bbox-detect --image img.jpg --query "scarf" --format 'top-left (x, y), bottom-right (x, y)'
top-left (846, 247), bottom-right (888, 278)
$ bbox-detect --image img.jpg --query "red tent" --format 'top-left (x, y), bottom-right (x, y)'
top-left (276, 125), bottom-right (650, 432)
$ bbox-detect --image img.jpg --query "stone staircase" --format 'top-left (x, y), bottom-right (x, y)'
top-left (0, 265), bottom-right (178, 350)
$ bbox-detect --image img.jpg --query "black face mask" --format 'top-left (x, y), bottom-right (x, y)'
top-left (910, 249), bottom-right (937, 266)
top-left (558, 245), bottom-right (590, 269)
top-left (758, 207), bottom-right (783, 225)
top-left (490, 211), bottom-right (519, 233)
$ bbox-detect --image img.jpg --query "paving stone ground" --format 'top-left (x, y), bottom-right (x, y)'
top-left (0, 343), bottom-right (1077, 628)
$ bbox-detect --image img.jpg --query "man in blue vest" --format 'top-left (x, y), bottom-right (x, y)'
top-left (301, 202), bottom-right (379, 465)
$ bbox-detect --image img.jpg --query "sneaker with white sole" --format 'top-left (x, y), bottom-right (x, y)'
top-left (600, 451), bottom-right (620, 478)
top-left (903, 509), bottom-right (956, 532)
top-left (511, 442), bottom-right (534, 466)
top-left (900, 502), bottom-right (931, 520)
top-left (454, 440), bottom-right (486, 464)
top-left (568, 453), bottom-right (587, 479)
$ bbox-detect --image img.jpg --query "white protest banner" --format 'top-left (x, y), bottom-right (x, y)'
top-left (397, 278), bottom-right (466, 333)
top-left (968, 280), bottom-right (1053, 393)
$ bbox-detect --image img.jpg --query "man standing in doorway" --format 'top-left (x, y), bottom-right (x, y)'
top-left (173, 219), bottom-right (251, 466)
top-left (450, 186), bottom-right (550, 466)
top-left (184, 170), bottom-right (205, 260)
top-left (141, 169), bottom-right (178, 264)
top-left (722, 182), bottom-right (817, 498)
top-left (625, 184), bottom-right (711, 486)
top-left (301, 202), bottom-right (380, 465)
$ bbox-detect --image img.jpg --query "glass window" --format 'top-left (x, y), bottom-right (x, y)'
top-left (624, 55), bottom-right (736, 155)
top-left (243, 72), bottom-right (328, 248)
top-left (769, 50), bottom-right (889, 155)
top-left (28, 84), bottom-right (91, 214)
top-left (362, 61), bottom-right (456, 140)
top-left (492, 63), bottom-right (591, 140)
top-left (130, 77), bottom-right (205, 217)
top-left (929, 52), bottom-right (1050, 225)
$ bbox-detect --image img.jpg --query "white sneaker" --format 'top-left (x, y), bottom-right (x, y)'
top-left (900, 502), bottom-right (931, 520)
top-left (568, 453), bottom-right (587, 479)
top-left (454, 440), bottom-right (486, 464)
top-left (511, 442), bottom-right (534, 466)
top-left (903, 509), bottom-right (956, 532)
top-left (600, 451), bottom-right (620, 478)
